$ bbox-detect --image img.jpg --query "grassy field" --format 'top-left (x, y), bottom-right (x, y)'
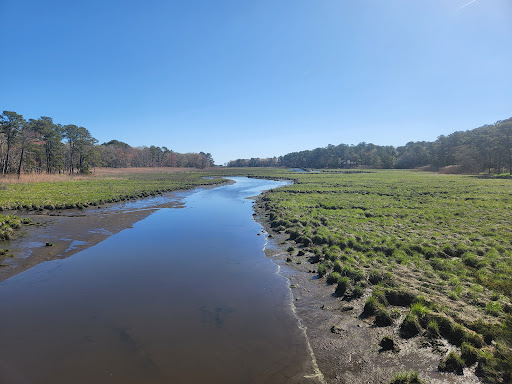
top-left (234, 169), bottom-right (512, 383)
top-left (0, 168), bottom-right (225, 210)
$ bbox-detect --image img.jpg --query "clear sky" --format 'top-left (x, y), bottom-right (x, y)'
top-left (1, 0), bottom-right (511, 165)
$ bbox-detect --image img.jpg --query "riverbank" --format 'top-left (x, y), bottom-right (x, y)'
top-left (0, 177), bottom-right (235, 283)
top-left (255, 201), bottom-right (482, 384)
top-left (251, 170), bottom-right (512, 384)
top-left (0, 193), bottom-right (182, 282)
top-left (0, 168), bottom-right (235, 282)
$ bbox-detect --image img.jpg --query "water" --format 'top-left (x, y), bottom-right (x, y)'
top-left (0, 178), bottom-right (318, 384)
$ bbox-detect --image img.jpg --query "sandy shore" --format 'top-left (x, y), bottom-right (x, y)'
top-left (254, 200), bottom-right (482, 384)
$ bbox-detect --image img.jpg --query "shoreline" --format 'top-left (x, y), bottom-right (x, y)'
top-left (0, 181), bottom-right (231, 283)
top-left (254, 196), bottom-right (481, 384)
top-left (0, 197), bottom-right (180, 283)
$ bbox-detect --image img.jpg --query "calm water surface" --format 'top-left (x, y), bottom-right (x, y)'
top-left (0, 178), bottom-right (317, 384)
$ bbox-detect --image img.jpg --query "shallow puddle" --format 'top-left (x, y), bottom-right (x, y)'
top-left (0, 177), bottom-right (319, 384)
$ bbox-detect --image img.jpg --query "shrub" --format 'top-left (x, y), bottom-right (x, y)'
top-left (286, 229), bottom-right (299, 240)
top-left (463, 330), bottom-right (484, 349)
top-left (462, 253), bottom-right (480, 268)
top-left (412, 295), bottom-right (429, 306)
top-left (429, 314), bottom-right (461, 344)
top-left (442, 244), bottom-right (455, 257)
top-left (446, 323), bottom-right (466, 347)
top-left (373, 289), bottom-right (389, 306)
top-left (342, 265), bottom-right (366, 282)
top-left (468, 318), bottom-right (500, 345)
top-left (300, 236), bottom-right (312, 246)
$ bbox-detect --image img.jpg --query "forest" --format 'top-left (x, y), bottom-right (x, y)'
top-left (0, 111), bottom-right (214, 176)
top-left (227, 118), bottom-right (512, 174)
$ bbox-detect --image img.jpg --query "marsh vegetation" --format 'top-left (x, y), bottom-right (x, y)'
top-left (0, 168), bottom-right (224, 211)
top-left (237, 168), bottom-right (512, 383)
top-left (2, 166), bottom-right (511, 382)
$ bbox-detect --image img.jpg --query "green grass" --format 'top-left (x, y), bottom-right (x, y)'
top-left (224, 168), bottom-right (512, 383)
top-left (438, 351), bottom-right (465, 375)
top-left (0, 214), bottom-right (29, 241)
top-left (389, 371), bottom-right (425, 384)
top-left (0, 171), bottom-right (225, 210)
top-left (0, 215), bottom-right (31, 261)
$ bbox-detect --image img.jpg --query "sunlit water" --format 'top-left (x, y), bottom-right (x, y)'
top-left (0, 177), bottom-right (315, 384)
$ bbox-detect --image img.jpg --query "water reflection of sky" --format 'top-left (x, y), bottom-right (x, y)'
top-left (0, 177), bottom-right (313, 384)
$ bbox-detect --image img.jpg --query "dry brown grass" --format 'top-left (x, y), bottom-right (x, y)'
top-left (0, 167), bottom-right (206, 184)
top-left (0, 173), bottom-right (94, 184)
top-left (93, 167), bottom-right (202, 176)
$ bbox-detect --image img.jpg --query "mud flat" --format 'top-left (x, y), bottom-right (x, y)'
top-left (0, 191), bottom-right (190, 282)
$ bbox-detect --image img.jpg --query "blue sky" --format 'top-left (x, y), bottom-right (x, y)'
top-left (1, 0), bottom-right (511, 165)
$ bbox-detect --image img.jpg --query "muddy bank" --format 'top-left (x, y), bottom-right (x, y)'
top-left (255, 202), bottom-right (481, 384)
top-left (0, 190), bottom-right (197, 282)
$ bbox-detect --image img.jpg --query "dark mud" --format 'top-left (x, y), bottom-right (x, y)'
top-left (0, 191), bottom-right (189, 282)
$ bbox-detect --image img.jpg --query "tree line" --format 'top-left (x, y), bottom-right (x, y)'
top-left (227, 117), bottom-right (512, 174)
top-left (0, 111), bottom-right (214, 176)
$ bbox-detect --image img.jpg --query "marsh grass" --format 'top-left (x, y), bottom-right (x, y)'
top-left (0, 215), bottom-right (27, 241)
top-left (438, 351), bottom-right (465, 375)
top-left (228, 168), bottom-right (512, 383)
top-left (335, 276), bottom-right (350, 296)
top-left (0, 168), bottom-right (225, 210)
top-left (389, 371), bottom-right (424, 384)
